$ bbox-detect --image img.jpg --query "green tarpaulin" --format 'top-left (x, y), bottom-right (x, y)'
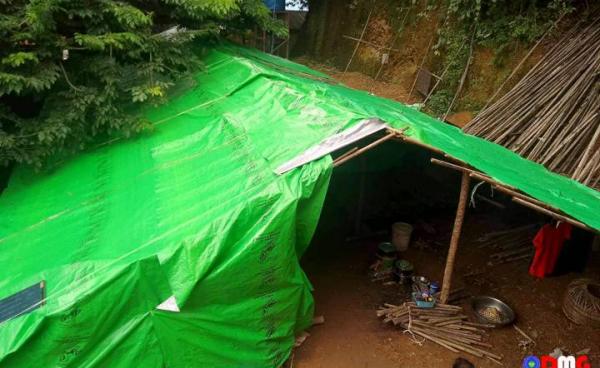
top-left (0, 43), bottom-right (598, 367)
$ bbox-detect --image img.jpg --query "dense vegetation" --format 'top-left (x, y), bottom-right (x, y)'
top-left (0, 0), bottom-right (285, 167)
top-left (421, 0), bottom-right (576, 115)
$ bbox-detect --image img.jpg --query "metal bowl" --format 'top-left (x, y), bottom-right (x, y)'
top-left (471, 296), bottom-right (516, 327)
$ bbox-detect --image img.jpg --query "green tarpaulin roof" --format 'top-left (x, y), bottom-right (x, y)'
top-left (0, 43), bottom-right (598, 367)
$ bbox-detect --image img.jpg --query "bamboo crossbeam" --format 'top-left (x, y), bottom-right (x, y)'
top-left (388, 128), bottom-right (446, 156)
top-left (342, 35), bottom-right (401, 53)
top-left (333, 127), bottom-right (596, 233)
top-left (511, 197), bottom-right (591, 230)
top-left (430, 158), bottom-right (596, 233)
top-left (343, 10), bottom-right (373, 74)
top-left (333, 147), bottom-right (358, 163)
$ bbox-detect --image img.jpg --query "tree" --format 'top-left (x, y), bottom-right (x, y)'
top-left (0, 0), bottom-right (286, 167)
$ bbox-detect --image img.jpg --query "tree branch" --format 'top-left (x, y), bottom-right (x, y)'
top-left (59, 62), bottom-right (83, 92)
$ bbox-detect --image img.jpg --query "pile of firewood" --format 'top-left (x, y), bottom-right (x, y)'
top-left (463, 17), bottom-right (600, 189)
top-left (377, 302), bottom-right (502, 364)
top-left (476, 224), bottom-right (538, 266)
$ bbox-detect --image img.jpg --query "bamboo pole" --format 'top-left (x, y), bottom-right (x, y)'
top-left (334, 147), bottom-right (358, 162)
top-left (333, 132), bottom-right (396, 167)
top-left (481, 12), bottom-right (566, 111)
top-left (389, 128), bottom-right (446, 156)
top-left (342, 35), bottom-right (401, 53)
top-left (371, 7), bottom-right (410, 87)
top-left (440, 171), bottom-right (471, 304)
top-left (443, 27), bottom-right (476, 121)
top-left (343, 10), bottom-right (373, 74)
top-left (430, 158), bottom-right (596, 233)
top-left (463, 17), bottom-right (600, 189)
top-left (378, 303), bottom-right (501, 361)
top-left (409, 9), bottom-right (449, 96)
top-left (334, 129), bottom-right (596, 233)
top-left (409, 33), bottom-right (436, 97)
top-left (511, 197), bottom-right (593, 231)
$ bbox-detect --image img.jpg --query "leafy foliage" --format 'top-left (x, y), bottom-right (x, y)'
top-left (425, 0), bottom-right (574, 116)
top-left (0, 0), bottom-right (285, 167)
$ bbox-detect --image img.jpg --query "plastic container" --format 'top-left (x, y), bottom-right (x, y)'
top-left (392, 222), bottom-right (413, 252)
top-left (395, 259), bottom-right (413, 272)
top-left (394, 259), bottom-right (414, 285)
top-left (412, 292), bottom-right (436, 308)
top-left (376, 242), bottom-right (396, 257)
top-left (376, 242), bottom-right (397, 269)
top-left (429, 281), bottom-right (440, 294)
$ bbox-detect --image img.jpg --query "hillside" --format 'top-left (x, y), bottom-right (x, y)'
top-left (293, 0), bottom-right (579, 125)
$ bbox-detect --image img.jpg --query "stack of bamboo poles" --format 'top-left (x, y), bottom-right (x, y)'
top-left (463, 17), bottom-right (600, 190)
top-left (377, 302), bottom-right (502, 364)
top-left (487, 245), bottom-right (533, 266)
top-left (475, 225), bottom-right (537, 266)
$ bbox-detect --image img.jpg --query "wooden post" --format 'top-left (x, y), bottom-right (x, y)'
top-left (440, 172), bottom-right (471, 304)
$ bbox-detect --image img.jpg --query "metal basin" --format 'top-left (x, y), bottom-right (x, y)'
top-left (471, 296), bottom-right (516, 327)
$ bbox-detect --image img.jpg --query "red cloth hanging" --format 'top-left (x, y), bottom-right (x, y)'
top-left (529, 223), bottom-right (572, 278)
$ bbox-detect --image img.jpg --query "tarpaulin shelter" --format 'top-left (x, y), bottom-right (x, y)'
top-left (0, 43), bottom-right (599, 367)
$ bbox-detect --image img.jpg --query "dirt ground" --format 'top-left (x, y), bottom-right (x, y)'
top-left (297, 60), bottom-right (414, 104)
top-left (294, 212), bottom-right (600, 368)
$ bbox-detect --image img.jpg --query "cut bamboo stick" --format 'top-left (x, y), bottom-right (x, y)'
top-left (463, 17), bottom-right (600, 190)
top-left (377, 303), bottom-right (501, 361)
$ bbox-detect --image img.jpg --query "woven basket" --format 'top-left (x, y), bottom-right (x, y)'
top-left (562, 278), bottom-right (600, 327)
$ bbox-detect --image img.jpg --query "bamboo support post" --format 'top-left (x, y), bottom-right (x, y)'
top-left (440, 171), bottom-right (471, 304)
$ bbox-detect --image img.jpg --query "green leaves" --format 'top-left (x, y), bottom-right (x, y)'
top-left (106, 2), bottom-right (152, 29)
top-left (2, 52), bottom-right (39, 67)
top-left (425, 0), bottom-right (571, 117)
top-left (0, 65), bottom-right (60, 95)
top-left (160, 0), bottom-right (240, 17)
top-left (0, 0), bottom-right (282, 167)
top-left (130, 82), bottom-right (172, 102)
top-left (74, 32), bottom-right (144, 51)
top-left (24, 0), bottom-right (59, 34)
top-left (239, 0), bottom-right (288, 37)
